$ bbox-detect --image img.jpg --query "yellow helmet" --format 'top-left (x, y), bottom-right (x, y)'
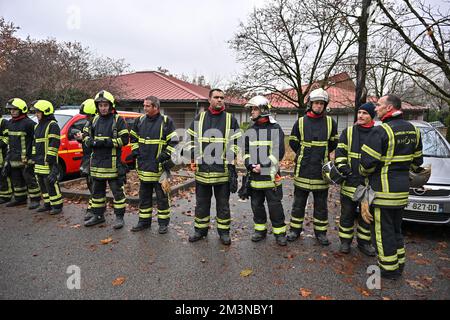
top-left (80, 98), bottom-right (97, 115)
top-left (94, 90), bottom-right (115, 109)
top-left (30, 100), bottom-right (54, 116)
top-left (6, 98), bottom-right (28, 113)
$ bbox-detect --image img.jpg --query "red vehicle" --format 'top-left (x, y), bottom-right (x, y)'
top-left (53, 108), bottom-right (142, 178)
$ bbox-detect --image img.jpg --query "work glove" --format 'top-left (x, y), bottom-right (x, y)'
top-left (361, 199), bottom-right (373, 224)
top-left (228, 164), bottom-right (238, 193)
top-left (47, 164), bottom-right (59, 185)
top-left (339, 165), bottom-right (352, 177)
top-left (156, 151), bottom-right (171, 164)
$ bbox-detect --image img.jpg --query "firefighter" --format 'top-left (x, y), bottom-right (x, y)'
top-left (243, 96), bottom-right (287, 246)
top-left (360, 94), bottom-right (423, 280)
top-left (287, 88), bottom-right (338, 246)
top-left (83, 90), bottom-right (129, 229)
top-left (0, 108), bottom-right (12, 204)
top-left (334, 102), bottom-right (376, 256)
top-left (30, 100), bottom-right (63, 214)
top-left (2, 98), bottom-right (41, 209)
top-left (128, 96), bottom-right (178, 233)
top-left (186, 88), bottom-right (241, 245)
top-left (74, 99), bottom-right (96, 221)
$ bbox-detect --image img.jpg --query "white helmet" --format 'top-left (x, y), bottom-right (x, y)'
top-left (245, 95), bottom-right (272, 118)
top-left (309, 88), bottom-right (329, 104)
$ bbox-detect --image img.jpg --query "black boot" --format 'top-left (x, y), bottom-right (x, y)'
top-left (275, 234), bottom-right (287, 246)
top-left (316, 233), bottom-right (330, 246)
top-left (357, 242), bottom-right (376, 256)
top-left (339, 241), bottom-right (351, 254)
top-left (84, 214), bottom-right (106, 227)
top-left (219, 232), bottom-right (231, 245)
top-left (158, 224), bottom-right (169, 234)
top-left (188, 229), bottom-right (208, 242)
top-left (113, 215), bottom-right (124, 230)
top-left (381, 269), bottom-right (401, 281)
top-left (6, 199), bottom-right (27, 207)
top-left (0, 198), bottom-right (11, 204)
top-left (36, 205), bottom-right (51, 213)
top-left (287, 229), bottom-right (301, 242)
top-left (84, 209), bottom-right (94, 221)
top-left (50, 207), bottom-right (63, 215)
top-left (251, 231), bottom-right (267, 242)
top-left (131, 219), bottom-right (151, 232)
top-left (28, 200), bottom-right (40, 210)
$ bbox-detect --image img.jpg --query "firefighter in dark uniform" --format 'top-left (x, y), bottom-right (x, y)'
top-left (186, 89), bottom-right (241, 245)
top-left (30, 100), bottom-right (63, 214)
top-left (75, 99), bottom-right (96, 221)
top-left (334, 102), bottom-right (376, 256)
top-left (243, 96), bottom-right (287, 246)
top-left (83, 90), bottom-right (129, 229)
top-left (128, 96), bottom-right (178, 234)
top-left (2, 98), bottom-right (41, 209)
top-left (360, 94), bottom-right (423, 280)
top-left (287, 88), bottom-right (338, 246)
top-left (0, 109), bottom-right (12, 204)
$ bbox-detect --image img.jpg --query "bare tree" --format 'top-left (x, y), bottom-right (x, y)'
top-left (0, 17), bottom-right (129, 107)
top-left (229, 0), bottom-right (358, 110)
top-left (375, 0), bottom-right (450, 104)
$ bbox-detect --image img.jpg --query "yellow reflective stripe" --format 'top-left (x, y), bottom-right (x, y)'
top-left (301, 141), bottom-right (328, 147)
top-left (166, 145), bottom-right (176, 154)
top-left (289, 135), bottom-right (299, 142)
top-left (130, 130), bottom-right (139, 139)
top-left (348, 152), bottom-right (360, 159)
top-left (217, 218), bottom-right (231, 224)
top-left (35, 138), bottom-right (47, 143)
top-left (375, 191), bottom-right (409, 199)
top-left (382, 124), bottom-right (395, 193)
top-left (217, 224), bottom-right (230, 230)
top-left (381, 155), bottom-right (414, 162)
top-left (230, 131), bottom-right (242, 140)
top-left (195, 175), bottom-right (229, 184)
top-left (335, 157), bottom-right (347, 164)
top-left (254, 224), bottom-right (267, 231)
top-left (250, 180), bottom-right (277, 189)
top-left (339, 224), bottom-right (354, 232)
top-left (158, 214), bottom-right (171, 219)
top-left (91, 167), bottom-right (117, 173)
top-left (361, 144), bottom-right (381, 160)
top-left (273, 226), bottom-right (286, 234)
top-left (47, 134), bottom-right (60, 139)
top-left (195, 216), bottom-right (210, 222)
top-left (118, 129), bottom-right (128, 136)
top-left (166, 131), bottom-right (177, 141)
top-left (140, 207), bottom-right (153, 213)
top-left (374, 207), bottom-right (384, 257)
top-left (372, 198), bottom-right (408, 206)
top-left (337, 143), bottom-right (348, 151)
top-left (290, 223), bottom-right (303, 229)
top-left (187, 128), bottom-right (197, 137)
top-left (268, 155), bottom-right (278, 165)
top-left (8, 131), bottom-right (26, 136)
top-left (198, 137), bottom-right (226, 143)
top-left (198, 112), bottom-right (206, 155)
top-left (291, 217), bottom-right (304, 223)
top-left (195, 222), bottom-right (209, 229)
top-left (138, 138), bottom-right (166, 145)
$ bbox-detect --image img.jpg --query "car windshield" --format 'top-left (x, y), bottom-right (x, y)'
top-left (53, 114), bottom-right (72, 129)
top-left (420, 127), bottom-right (450, 158)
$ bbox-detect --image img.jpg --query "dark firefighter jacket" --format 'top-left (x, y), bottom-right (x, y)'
top-left (289, 115), bottom-right (338, 190)
top-left (335, 124), bottom-right (373, 199)
top-left (0, 117), bottom-right (8, 167)
top-left (83, 113), bottom-right (129, 180)
top-left (360, 113), bottom-right (423, 208)
top-left (32, 115), bottom-right (61, 175)
top-left (7, 115), bottom-right (36, 168)
top-left (130, 113), bottom-right (178, 182)
top-left (244, 120), bottom-right (285, 189)
top-left (187, 110), bottom-right (241, 185)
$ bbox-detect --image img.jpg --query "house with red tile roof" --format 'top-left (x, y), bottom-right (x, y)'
top-left (267, 72), bottom-right (429, 133)
top-left (109, 71), bottom-right (246, 129)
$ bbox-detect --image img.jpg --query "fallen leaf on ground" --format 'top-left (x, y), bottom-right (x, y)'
top-left (112, 277), bottom-right (126, 286)
top-left (316, 295), bottom-right (333, 300)
top-left (299, 288), bottom-right (312, 297)
top-left (240, 269), bottom-right (253, 277)
top-left (70, 224), bottom-right (81, 229)
top-left (100, 237), bottom-right (113, 245)
top-left (382, 297), bottom-right (391, 300)
top-left (406, 279), bottom-right (428, 290)
top-left (356, 287), bottom-right (370, 297)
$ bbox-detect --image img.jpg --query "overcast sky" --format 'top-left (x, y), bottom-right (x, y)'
top-left (0, 0), bottom-right (267, 85)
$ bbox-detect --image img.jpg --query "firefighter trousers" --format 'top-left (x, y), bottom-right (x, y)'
top-left (339, 195), bottom-right (371, 245)
top-left (370, 206), bottom-right (405, 274)
top-left (251, 186), bottom-right (286, 235)
top-left (0, 171), bottom-right (12, 201)
top-left (36, 173), bottom-right (63, 209)
top-left (86, 176), bottom-right (93, 212)
top-left (194, 182), bottom-right (231, 235)
top-left (10, 166), bottom-right (41, 202)
top-left (91, 178), bottom-right (126, 217)
top-left (138, 182), bottom-right (170, 226)
top-left (290, 187), bottom-right (328, 235)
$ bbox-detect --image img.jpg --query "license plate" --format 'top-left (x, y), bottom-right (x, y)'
top-left (405, 202), bottom-right (441, 213)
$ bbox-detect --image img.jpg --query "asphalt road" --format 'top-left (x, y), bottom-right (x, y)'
top-left (0, 178), bottom-right (449, 300)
